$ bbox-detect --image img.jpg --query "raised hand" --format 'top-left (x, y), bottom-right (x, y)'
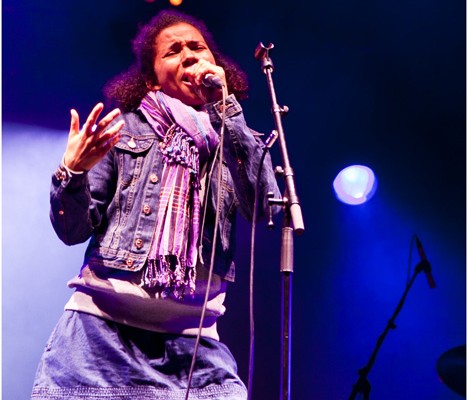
top-left (63, 103), bottom-right (125, 172)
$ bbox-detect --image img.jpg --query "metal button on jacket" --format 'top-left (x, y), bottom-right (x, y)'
top-left (128, 138), bottom-right (137, 149)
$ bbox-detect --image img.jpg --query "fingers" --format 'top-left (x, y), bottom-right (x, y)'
top-left (93, 120), bottom-right (125, 149)
top-left (77, 103), bottom-right (122, 138)
top-left (105, 119), bottom-right (125, 136)
top-left (187, 60), bottom-right (226, 87)
top-left (69, 109), bottom-right (80, 136)
top-left (81, 103), bottom-right (105, 136)
top-left (93, 107), bottom-right (121, 134)
top-left (91, 109), bottom-right (124, 149)
top-left (186, 61), bottom-right (227, 104)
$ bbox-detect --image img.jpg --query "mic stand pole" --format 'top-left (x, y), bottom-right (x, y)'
top-left (255, 42), bottom-right (305, 400)
top-left (348, 260), bottom-right (429, 399)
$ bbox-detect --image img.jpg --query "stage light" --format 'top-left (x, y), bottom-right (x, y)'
top-left (333, 165), bottom-right (377, 205)
top-left (144, 0), bottom-right (182, 4)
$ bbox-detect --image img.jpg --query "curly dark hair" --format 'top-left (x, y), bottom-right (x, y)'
top-left (104, 9), bottom-right (249, 111)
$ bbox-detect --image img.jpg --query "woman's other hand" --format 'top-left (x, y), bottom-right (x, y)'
top-left (63, 103), bottom-right (125, 172)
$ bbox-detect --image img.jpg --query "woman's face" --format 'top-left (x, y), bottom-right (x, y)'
top-left (153, 22), bottom-right (216, 106)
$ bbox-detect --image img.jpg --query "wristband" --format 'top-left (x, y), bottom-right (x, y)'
top-left (54, 155), bottom-right (84, 182)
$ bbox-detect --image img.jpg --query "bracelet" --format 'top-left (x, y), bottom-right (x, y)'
top-left (61, 155), bottom-right (84, 175)
top-left (54, 155), bottom-right (85, 182)
top-left (54, 163), bottom-right (69, 182)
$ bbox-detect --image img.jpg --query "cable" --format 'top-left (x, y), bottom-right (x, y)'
top-left (184, 85), bottom-right (227, 400)
top-left (184, 84), bottom-right (272, 400)
top-left (247, 146), bottom-right (270, 400)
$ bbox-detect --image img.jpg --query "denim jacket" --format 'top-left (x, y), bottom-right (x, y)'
top-left (50, 95), bottom-right (280, 282)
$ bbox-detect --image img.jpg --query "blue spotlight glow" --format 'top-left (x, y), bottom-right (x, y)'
top-left (333, 165), bottom-right (377, 205)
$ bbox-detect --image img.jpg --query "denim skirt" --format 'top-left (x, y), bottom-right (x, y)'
top-left (31, 310), bottom-right (247, 400)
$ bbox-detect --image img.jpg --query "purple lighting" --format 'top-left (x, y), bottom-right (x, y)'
top-left (333, 165), bottom-right (377, 205)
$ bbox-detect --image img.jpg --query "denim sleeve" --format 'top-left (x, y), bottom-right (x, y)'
top-left (205, 95), bottom-right (281, 221)
top-left (49, 150), bottom-right (117, 245)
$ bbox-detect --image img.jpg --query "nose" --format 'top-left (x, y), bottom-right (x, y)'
top-left (181, 47), bottom-right (198, 67)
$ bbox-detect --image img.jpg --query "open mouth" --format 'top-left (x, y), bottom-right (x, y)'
top-left (181, 74), bottom-right (191, 85)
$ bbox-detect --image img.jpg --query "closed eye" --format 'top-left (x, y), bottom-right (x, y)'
top-left (162, 41), bottom-right (209, 58)
top-left (188, 41), bottom-right (208, 51)
top-left (163, 43), bottom-right (182, 57)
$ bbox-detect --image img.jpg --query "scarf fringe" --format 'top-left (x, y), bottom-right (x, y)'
top-left (144, 256), bottom-right (196, 299)
top-left (160, 126), bottom-right (199, 178)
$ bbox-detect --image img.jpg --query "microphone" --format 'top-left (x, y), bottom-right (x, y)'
top-left (202, 73), bottom-right (223, 88)
top-left (415, 236), bottom-right (436, 288)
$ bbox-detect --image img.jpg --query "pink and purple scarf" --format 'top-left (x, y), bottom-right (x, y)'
top-left (138, 91), bottom-right (219, 298)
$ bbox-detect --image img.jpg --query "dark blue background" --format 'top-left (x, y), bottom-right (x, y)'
top-left (3, 0), bottom-right (465, 399)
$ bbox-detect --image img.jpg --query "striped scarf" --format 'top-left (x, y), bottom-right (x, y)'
top-left (138, 91), bottom-right (219, 298)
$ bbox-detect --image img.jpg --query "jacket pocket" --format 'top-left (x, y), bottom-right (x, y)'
top-left (114, 131), bottom-right (157, 186)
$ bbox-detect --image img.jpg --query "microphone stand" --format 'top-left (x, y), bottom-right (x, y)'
top-left (348, 260), bottom-right (432, 399)
top-left (255, 42), bottom-right (305, 400)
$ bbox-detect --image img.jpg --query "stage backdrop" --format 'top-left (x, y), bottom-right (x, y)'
top-left (3, 0), bottom-right (465, 399)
